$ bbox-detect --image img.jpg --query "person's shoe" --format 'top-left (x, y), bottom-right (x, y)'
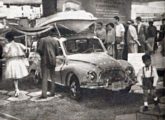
top-left (39, 95), bottom-right (47, 99)
top-left (14, 89), bottom-right (20, 97)
top-left (143, 106), bottom-right (148, 112)
top-left (50, 93), bottom-right (55, 97)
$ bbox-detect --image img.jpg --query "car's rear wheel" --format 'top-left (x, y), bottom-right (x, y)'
top-left (69, 76), bottom-right (81, 100)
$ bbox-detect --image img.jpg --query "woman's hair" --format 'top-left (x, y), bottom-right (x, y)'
top-left (5, 32), bottom-right (14, 42)
top-left (106, 23), bottom-right (114, 28)
top-left (97, 22), bottom-right (103, 26)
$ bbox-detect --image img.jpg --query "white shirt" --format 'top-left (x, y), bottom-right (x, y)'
top-left (137, 22), bottom-right (142, 33)
top-left (128, 25), bottom-right (138, 41)
top-left (115, 23), bottom-right (125, 37)
top-left (137, 65), bottom-right (158, 87)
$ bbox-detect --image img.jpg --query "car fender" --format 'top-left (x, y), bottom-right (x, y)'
top-left (62, 61), bottom-right (98, 86)
top-left (117, 60), bottom-right (136, 83)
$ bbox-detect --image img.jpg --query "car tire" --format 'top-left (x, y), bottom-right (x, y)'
top-left (69, 77), bottom-right (81, 100)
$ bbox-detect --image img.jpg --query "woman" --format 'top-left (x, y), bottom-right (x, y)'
top-left (3, 32), bottom-right (29, 97)
top-left (105, 23), bottom-right (116, 57)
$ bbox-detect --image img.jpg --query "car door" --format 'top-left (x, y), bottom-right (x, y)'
top-left (55, 42), bottom-right (65, 85)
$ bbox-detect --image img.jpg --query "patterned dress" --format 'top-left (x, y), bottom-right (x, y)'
top-left (4, 41), bottom-right (28, 79)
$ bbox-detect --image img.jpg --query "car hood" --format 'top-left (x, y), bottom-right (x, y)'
top-left (67, 52), bottom-right (121, 70)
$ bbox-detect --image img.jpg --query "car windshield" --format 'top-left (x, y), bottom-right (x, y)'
top-left (64, 38), bottom-right (104, 54)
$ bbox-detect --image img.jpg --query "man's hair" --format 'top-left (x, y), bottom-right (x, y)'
top-left (162, 18), bottom-right (165, 22)
top-left (5, 32), bottom-right (14, 42)
top-left (149, 21), bottom-right (154, 25)
top-left (114, 16), bottom-right (120, 21)
top-left (97, 22), bottom-right (103, 26)
top-left (136, 16), bottom-right (142, 21)
top-left (142, 53), bottom-right (151, 62)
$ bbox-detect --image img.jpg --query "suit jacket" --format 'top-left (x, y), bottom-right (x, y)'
top-left (136, 24), bottom-right (147, 44)
top-left (37, 36), bottom-right (58, 68)
top-left (158, 24), bottom-right (165, 41)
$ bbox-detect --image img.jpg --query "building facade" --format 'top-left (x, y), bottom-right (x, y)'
top-left (56, 0), bottom-right (131, 23)
top-left (0, 0), bottom-right (42, 19)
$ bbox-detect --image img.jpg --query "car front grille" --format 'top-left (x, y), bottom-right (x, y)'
top-left (99, 68), bottom-right (125, 83)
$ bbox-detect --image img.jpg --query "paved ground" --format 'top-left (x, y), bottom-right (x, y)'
top-left (0, 82), bottom-right (164, 120)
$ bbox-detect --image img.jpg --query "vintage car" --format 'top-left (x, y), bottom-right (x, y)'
top-left (5, 10), bottom-right (136, 100)
top-left (50, 33), bottom-right (136, 99)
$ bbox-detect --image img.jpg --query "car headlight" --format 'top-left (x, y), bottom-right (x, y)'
top-left (87, 71), bottom-right (97, 81)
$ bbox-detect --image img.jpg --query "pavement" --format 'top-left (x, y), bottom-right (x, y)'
top-left (0, 89), bottom-right (63, 120)
top-left (0, 82), bottom-right (164, 120)
top-left (115, 82), bottom-right (165, 120)
top-left (115, 103), bottom-right (165, 120)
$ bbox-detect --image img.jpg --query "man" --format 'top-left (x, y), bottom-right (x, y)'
top-left (95, 22), bottom-right (106, 44)
top-left (136, 16), bottom-right (147, 53)
top-left (146, 21), bottom-right (157, 53)
top-left (113, 16), bottom-right (125, 59)
top-left (127, 20), bottom-right (140, 53)
top-left (157, 18), bottom-right (165, 87)
top-left (158, 18), bottom-right (165, 56)
top-left (37, 36), bottom-right (58, 98)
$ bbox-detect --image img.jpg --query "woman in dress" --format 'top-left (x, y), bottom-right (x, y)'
top-left (3, 32), bottom-right (29, 97)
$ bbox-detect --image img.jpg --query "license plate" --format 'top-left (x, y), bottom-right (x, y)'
top-left (112, 81), bottom-right (124, 91)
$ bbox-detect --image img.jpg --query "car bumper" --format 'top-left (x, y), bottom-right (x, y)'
top-left (80, 81), bottom-right (132, 91)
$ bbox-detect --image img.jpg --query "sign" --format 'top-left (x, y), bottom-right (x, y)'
top-left (57, 0), bottom-right (132, 23)
top-left (82, 0), bottom-right (131, 23)
top-left (128, 53), bottom-right (145, 75)
top-left (0, 1), bottom-right (3, 7)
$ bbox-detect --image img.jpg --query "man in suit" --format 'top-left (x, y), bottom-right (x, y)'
top-left (136, 16), bottom-right (147, 53)
top-left (158, 18), bottom-right (165, 56)
top-left (37, 36), bottom-right (58, 98)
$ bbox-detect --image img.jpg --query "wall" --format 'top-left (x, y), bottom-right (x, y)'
top-left (42, 0), bottom-right (57, 17)
top-left (57, 0), bottom-right (132, 24)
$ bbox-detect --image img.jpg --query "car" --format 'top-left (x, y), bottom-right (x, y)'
top-left (5, 11), bottom-right (136, 100)
top-left (47, 33), bottom-right (136, 100)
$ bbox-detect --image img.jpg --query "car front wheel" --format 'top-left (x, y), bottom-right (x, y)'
top-left (69, 78), bottom-right (81, 100)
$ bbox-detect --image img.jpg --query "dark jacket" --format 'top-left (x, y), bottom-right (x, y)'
top-left (146, 25), bottom-right (157, 39)
top-left (37, 36), bottom-right (58, 68)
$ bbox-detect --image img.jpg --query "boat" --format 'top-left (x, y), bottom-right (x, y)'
top-left (36, 10), bottom-right (97, 33)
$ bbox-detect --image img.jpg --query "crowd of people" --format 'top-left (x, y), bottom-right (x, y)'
top-left (90, 16), bottom-right (165, 60)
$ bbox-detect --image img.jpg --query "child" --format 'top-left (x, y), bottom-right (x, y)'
top-left (137, 53), bottom-right (160, 112)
